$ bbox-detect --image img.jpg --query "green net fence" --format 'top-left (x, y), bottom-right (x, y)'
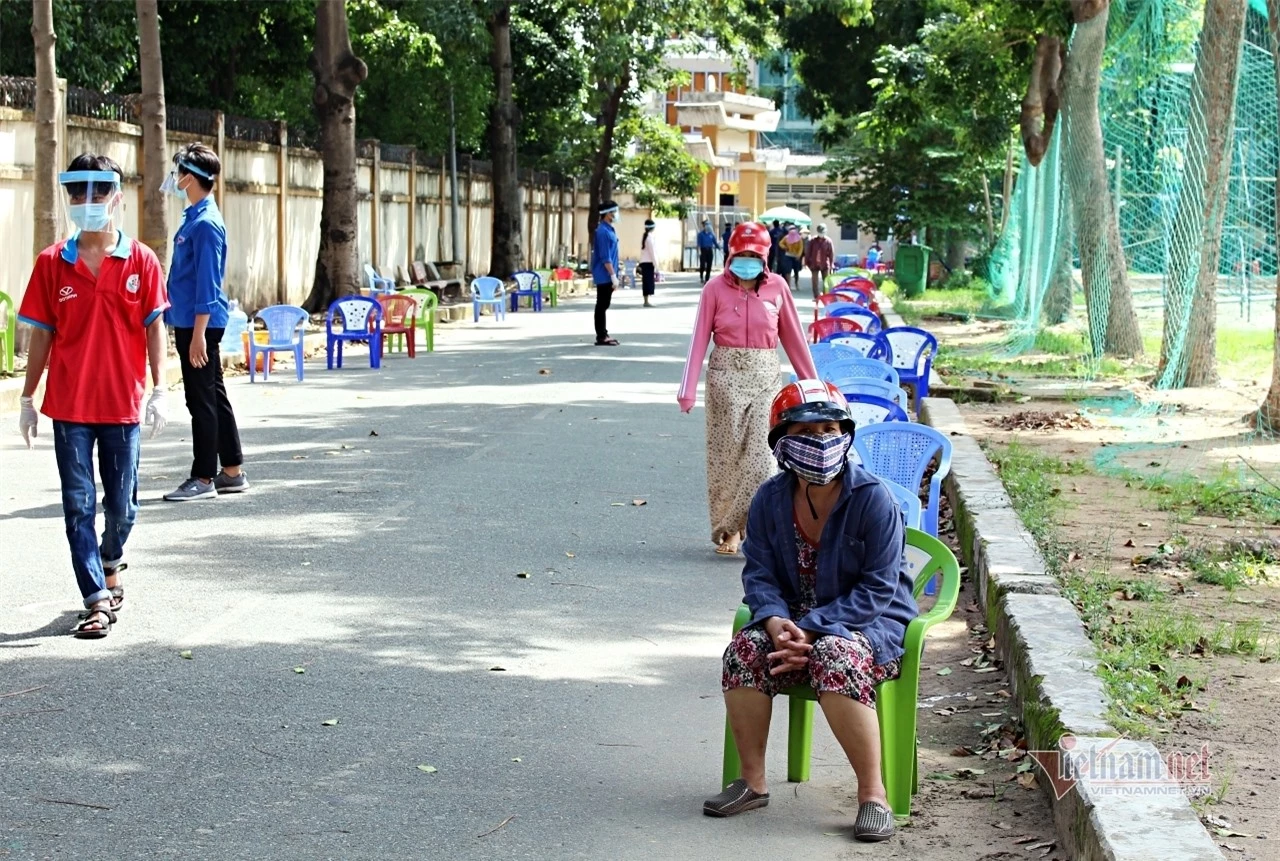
top-left (985, 0), bottom-right (1277, 392)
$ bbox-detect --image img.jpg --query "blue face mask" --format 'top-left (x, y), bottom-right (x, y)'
top-left (69, 203), bottom-right (112, 232)
top-left (729, 257), bottom-right (765, 280)
top-left (160, 170), bottom-right (189, 200)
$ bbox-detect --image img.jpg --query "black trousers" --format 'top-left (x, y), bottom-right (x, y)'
top-left (594, 283), bottom-right (613, 341)
top-left (698, 248), bottom-right (714, 282)
top-left (639, 262), bottom-right (656, 296)
top-left (174, 326), bottom-right (243, 480)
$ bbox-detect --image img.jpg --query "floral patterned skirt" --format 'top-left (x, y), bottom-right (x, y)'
top-left (721, 627), bottom-right (901, 707)
top-left (704, 347), bottom-right (781, 543)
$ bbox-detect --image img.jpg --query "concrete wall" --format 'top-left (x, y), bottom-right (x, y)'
top-left (0, 104), bottom-right (685, 314)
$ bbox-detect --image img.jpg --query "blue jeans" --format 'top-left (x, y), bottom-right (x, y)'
top-left (52, 422), bottom-right (140, 608)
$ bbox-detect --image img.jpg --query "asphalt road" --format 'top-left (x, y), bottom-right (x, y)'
top-left (0, 275), bottom-right (897, 860)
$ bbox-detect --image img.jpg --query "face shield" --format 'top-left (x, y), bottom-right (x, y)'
top-left (159, 158), bottom-right (212, 201)
top-left (58, 170), bottom-right (123, 235)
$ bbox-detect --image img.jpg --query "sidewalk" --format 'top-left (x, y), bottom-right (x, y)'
top-left (0, 276), bottom-right (1055, 859)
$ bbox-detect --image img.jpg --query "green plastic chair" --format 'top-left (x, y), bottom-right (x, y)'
top-left (720, 527), bottom-right (961, 818)
top-left (398, 288), bottom-right (438, 353)
top-left (824, 268), bottom-right (873, 292)
top-left (0, 291), bottom-right (14, 374)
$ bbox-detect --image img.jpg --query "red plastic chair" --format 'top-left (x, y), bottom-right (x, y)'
top-left (808, 316), bottom-right (863, 344)
top-left (377, 294), bottom-right (418, 358)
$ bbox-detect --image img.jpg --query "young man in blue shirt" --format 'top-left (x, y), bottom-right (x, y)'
top-left (591, 200), bottom-right (621, 346)
top-left (161, 143), bottom-right (247, 501)
top-left (696, 219), bottom-right (719, 283)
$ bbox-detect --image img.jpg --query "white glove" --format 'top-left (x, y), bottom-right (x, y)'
top-left (19, 396), bottom-right (38, 448)
top-left (611, 272), bottom-right (620, 289)
top-left (145, 387), bottom-right (168, 439)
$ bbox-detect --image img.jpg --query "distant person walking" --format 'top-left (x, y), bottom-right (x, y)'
top-left (722, 221), bottom-right (734, 266)
top-left (805, 223), bottom-right (835, 300)
top-left (591, 200), bottom-right (621, 346)
top-left (865, 242), bottom-right (882, 270)
top-left (677, 222), bottom-right (819, 557)
top-left (162, 143), bottom-right (247, 501)
top-left (639, 218), bottom-right (657, 307)
top-left (768, 220), bottom-right (784, 273)
top-left (696, 219), bottom-right (719, 283)
top-left (781, 223), bottom-right (805, 290)
top-left (17, 154), bottom-right (170, 638)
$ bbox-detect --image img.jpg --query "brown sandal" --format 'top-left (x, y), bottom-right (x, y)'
top-left (73, 606), bottom-right (117, 639)
top-left (703, 779), bottom-right (769, 817)
top-left (78, 563), bottom-right (126, 618)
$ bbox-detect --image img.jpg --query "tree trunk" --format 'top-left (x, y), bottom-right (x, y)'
top-left (32, 0), bottom-right (58, 255)
top-left (486, 2), bottom-right (522, 278)
top-left (944, 232), bottom-right (967, 273)
top-left (1043, 197), bottom-right (1076, 325)
top-left (135, 0), bottom-right (168, 268)
top-left (1001, 136), bottom-right (1016, 232)
top-left (1157, 0), bottom-right (1247, 388)
top-left (303, 0), bottom-right (367, 313)
top-left (1062, 0), bottom-right (1144, 357)
top-left (1255, 0), bottom-right (1280, 431)
top-left (982, 174), bottom-right (995, 247)
top-left (586, 75), bottom-right (629, 242)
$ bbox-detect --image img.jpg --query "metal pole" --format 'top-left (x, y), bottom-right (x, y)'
top-left (449, 84), bottom-right (462, 264)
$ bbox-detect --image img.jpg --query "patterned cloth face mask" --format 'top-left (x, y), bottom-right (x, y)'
top-left (773, 433), bottom-right (852, 486)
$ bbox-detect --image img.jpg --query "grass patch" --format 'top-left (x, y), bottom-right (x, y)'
top-left (935, 343), bottom-right (1139, 381)
top-left (1184, 547), bottom-right (1273, 590)
top-left (985, 442), bottom-right (1272, 736)
top-left (1032, 329), bottom-right (1086, 356)
top-left (882, 281), bottom-right (996, 326)
top-left (1117, 466), bottom-right (1280, 525)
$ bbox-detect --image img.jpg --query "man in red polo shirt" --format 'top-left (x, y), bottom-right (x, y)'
top-left (17, 153), bottom-right (170, 639)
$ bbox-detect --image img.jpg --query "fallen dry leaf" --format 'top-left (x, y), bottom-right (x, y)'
top-left (321, 719), bottom-right (339, 726)
top-left (1015, 772), bottom-right (1038, 790)
top-left (417, 764), bottom-right (438, 774)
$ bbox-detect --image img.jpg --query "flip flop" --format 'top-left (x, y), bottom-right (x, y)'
top-left (595, 337), bottom-right (620, 346)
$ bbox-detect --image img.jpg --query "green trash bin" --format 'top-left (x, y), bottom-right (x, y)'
top-left (895, 245), bottom-right (931, 298)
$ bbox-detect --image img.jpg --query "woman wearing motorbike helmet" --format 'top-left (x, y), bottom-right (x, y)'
top-left (704, 380), bottom-right (917, 842)
top-left (678, 222), bottom-right (818, 556)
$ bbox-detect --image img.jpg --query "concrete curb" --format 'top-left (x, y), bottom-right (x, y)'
top-left (920, 396), bottom-right (1225, 861)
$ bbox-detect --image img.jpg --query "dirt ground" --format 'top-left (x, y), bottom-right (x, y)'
top-left (868, 550), bottom-right (1063, 860)
top-left (926, 312), bottom-right (1280, 860)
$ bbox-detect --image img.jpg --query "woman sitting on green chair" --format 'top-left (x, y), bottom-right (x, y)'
top-left (704, 380), bottom-right (917, 842)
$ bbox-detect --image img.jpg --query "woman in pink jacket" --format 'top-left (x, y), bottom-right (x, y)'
top-left (679, 222), bottom-right (819, 556)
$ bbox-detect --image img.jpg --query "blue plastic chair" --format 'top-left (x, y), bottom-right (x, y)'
top-left (808, 342), bottom-right (858, 373)
top-left (471, 276), bottom-right (506, 323)
top-left (250, 304), bottom-right (308, 383)
top-left (326, 296), bottom-right (383, 370)
top-left (827, 333), bottom-right (886, 359)
top-left (853, 422), bottom-right (953, 536)
top-left (509, 270), bottom-right (543, 312)
top-left (823, 357), bottom-right (901, 388)
top-left (837, 378), bottom-right (909, 412)
top-left (830, 305), bottom-right (882, 334)
top-left (845, 393), bottom-right (909, 427)
top-left (820, 301), bottom-right (860, 319)
top-left (364, 264), bottom-right (395, 295)
top-left (876, 327), bottom-right (938, 412)
top-left (879, 477), bottom-right (923, 530)
top-left (831, 289), bottom-right (870, 308)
